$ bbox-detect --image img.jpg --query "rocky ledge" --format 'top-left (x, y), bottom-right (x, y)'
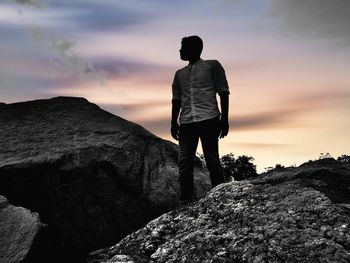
top-left (90, 159), bottom-right (350, 263)
top-left (0, 97), bottom-right (210, 262)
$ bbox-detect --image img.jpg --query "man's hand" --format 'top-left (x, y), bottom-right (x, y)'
top-left (171, 122), bottom-right (180, 140)
top-left (219, 117), bottom-right (229, 139)
top-left (171, 99), bottom-right (181, 141)
top-left (219, 92), bottom-right (229, 139)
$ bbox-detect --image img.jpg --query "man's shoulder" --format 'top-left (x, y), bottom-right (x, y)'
top-left (174, 66), bottom-right (188, 76)
top-left (203, 59), bottom-right (221, 67)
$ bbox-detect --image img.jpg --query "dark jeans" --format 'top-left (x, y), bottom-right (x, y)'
top-left (178, 116), bottom-right (225, 200)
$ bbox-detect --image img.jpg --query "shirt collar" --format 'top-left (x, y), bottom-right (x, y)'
top-left (187, 58), bottom-right (203, 67)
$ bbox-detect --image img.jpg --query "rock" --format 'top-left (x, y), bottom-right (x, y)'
top-left (0, 97), bottom-right (211, 262)
top-left (0, 195), bottom-right (42, 263)
top-left (91, 162), bottom-right (350, 263)
top-left (300, 157), bottom-right (340, 167)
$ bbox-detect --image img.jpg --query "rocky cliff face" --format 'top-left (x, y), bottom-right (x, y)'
top-left (90, 159), bottom-right (350, 263)
top-left (0, 97), bottom-right (211, 262)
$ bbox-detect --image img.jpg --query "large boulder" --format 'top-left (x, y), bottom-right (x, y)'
top-left (0, 97), bottom-right (211, 262)
top-left (90, 160), bottom-right (350, 263)
top-left (0, 195), bottom-right (42, 263)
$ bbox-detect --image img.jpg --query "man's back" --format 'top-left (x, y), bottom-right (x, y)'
top-left (172, 59), bottom-right (229, 124)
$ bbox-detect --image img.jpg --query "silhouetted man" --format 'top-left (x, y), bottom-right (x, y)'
top-left (171, 36), bottom-right (230, 205)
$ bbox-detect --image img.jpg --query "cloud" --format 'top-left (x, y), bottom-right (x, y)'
top-left (4, 0), bottom-right (164, 88)
top-left (89, 56), bottom-right (177, 86)
top-left (92, 57), bottom-right (164, 78)
top-left (57, 4), bottom-right (151, 32)
top-left (11, 1), bottom-right (155, 32)
top-left (0, 61), bottom-right (79, 97)
top-left (232, 90), bottom-right (350, 130)
top-left (102, 101), bottom-right (169, 111)
top-left (131, 108), bottom-right (297, 137)
top-left (102, 89), bottom-right (350, 137)
top-left (11, 4), bottom-right (107, 87)
top-left (232, 109), bottom-right (298, 130)
top-left (29, 28), bottom-right (105, 86)
top-left (0, 42), bottom-right (108, 99)
top-left (234, 142), bottom-right (290, 149)
top-left (111, 107), bottom-right (299, 137)
top-left (99, 101), bottom-right (170, 124)
top-left (269, 0), bottom-right (350, 40)
top-left (10, 0), bottom-right (43, 8)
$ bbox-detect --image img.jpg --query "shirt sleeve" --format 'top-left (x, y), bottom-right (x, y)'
top-left (172, 71), bottom-right (181, 101)
top-left (213, 60), bottom-right (230, 95)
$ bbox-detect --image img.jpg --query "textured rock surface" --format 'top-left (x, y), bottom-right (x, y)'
top-left (0, 195), bottom-right (42, 263)
top-left (90, 159), bottom-right (350, 263)
top-left (0, 97), bottom-right (211, 262)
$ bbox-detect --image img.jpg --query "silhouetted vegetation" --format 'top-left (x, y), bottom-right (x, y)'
top-left (274, 164), bottom-right (285, 170)
top-left (269, 153), bottom-right (350, 172)
top-left (337, 154), bottom-right (350, 163)
top-left (319, 152), bottom-right (332, 159)
top-left (198, 153), bottom-right (350, 180)
top-left (197, 153), bottom-right (257, 181)
top-left (317, 153), bottom-right (350, 163)
top-left (221, 153), bottom-right (257, 181)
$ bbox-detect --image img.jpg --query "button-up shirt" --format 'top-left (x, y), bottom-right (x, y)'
top-left (172, 59), bottom-right (230, 124)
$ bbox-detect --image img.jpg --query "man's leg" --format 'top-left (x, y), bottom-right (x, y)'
top-left (200, 117), bottom-right (225, 187)
top-left (178, 123), bottom-right (199, 201)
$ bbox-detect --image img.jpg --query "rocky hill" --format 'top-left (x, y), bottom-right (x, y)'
top-left (89, 159), bottom-right (350, 263)
top-left (0, 97), bottom-right (211, 262)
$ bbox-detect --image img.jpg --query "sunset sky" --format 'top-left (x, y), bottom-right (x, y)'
top-left (1, 0), bottom-right (350, 172)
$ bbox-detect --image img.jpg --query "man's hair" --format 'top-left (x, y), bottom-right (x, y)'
top-left (181, 35), bottom-right (203, 56)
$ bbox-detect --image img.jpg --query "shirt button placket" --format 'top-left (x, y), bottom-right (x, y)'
top-left (190, 65), bottom-right (196, 121)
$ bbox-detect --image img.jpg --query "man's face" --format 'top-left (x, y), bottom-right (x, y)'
top-left (179, 43), bottom-right (191, 61)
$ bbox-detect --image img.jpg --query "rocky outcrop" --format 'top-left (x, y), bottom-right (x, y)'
top-left (0, 97), bottom-right (211, 262)
top-left (90, 159), bottom-right (350, 263)
top-left (0, 195), bottom-right (42, 263)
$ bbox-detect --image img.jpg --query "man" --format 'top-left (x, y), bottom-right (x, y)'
top-left (171, 35), bottom-right (230, 205)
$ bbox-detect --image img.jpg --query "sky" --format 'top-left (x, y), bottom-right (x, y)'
top-left (1, 0), bottom-right (350, 172)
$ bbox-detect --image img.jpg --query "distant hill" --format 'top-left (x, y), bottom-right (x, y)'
top-left (0, 96), bottom-right (211, 263)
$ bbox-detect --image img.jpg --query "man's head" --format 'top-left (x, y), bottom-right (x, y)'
top-left (180, 35), bottom-right (203, 61)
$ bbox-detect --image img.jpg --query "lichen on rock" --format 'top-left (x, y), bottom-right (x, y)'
top-left (90, 161), bottom-right (350, 263)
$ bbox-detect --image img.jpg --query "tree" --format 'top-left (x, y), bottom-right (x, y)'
top-left (235, 155), bottom-right (257, 180)
top-left (221, 153), bottom-right (257, 181)
top-left (221, 153), bottom-right (236, 181)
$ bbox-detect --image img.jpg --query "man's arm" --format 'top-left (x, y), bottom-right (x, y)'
top-left (171, 99), bottom-right (181, 140)
top-left (219, 92), bottom-right (229, 139)
top-left (171, 72), bottom-right (181, 140)
top-left (212, 60), bottom-right (230, 139)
